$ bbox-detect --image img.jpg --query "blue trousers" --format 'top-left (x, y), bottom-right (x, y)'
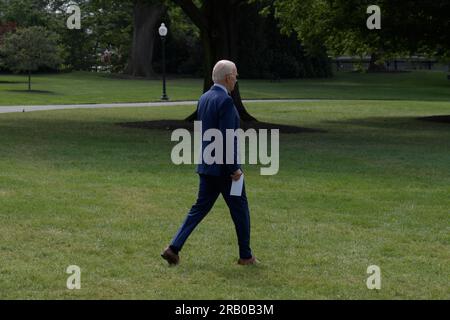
top-left (170, 174), bottom-right (252, 259)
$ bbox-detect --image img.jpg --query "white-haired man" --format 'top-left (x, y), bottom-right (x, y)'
top-left (161, 60), bottom-right (257, 266)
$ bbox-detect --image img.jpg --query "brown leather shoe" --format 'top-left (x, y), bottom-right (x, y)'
top-left (237, 256), bottom-right (259, 265)
top-left (161, 247), bottom-right (180, 266)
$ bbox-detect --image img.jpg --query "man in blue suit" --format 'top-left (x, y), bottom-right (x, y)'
top-left (162, 60), bottom-right (257, 266)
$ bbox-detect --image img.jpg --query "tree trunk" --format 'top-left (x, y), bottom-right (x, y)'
top-left (178, 0), bottom-right (257, 122)
top-left (368, 52), bottom-right (386, 72)
top-left (124, 0), bottom-right (165, 77)
top-left (28, 70), bottom-right (31, 91)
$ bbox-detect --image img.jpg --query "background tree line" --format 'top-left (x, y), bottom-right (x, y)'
top-left (1, 0), bottom-right (448, 78)
top-left (0, 0), bottom-right (332, 79)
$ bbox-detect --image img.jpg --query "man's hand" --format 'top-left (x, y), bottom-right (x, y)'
top-left (230, 169), bottom-right (243, 181)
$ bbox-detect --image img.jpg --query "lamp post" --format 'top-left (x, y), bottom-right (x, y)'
top-left (159, 23), bottom-right (169, 101)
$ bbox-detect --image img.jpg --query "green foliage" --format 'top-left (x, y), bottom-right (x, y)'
top-left (0, 0), bottom-right (335, 77)
top-left (236, 3), bottom-right (332, 79)
top-left (46, 0), bottom-right (134, 71)
top-left (153, 3), bottom-right (203, 75)
top-left (272, 0), bottom-right (381, 57)
top-left (0, 26), bottom-right (63, 73)
top-left (86, 0), bottom-right (134, 72)
top-left (272, 0), bottom-right (450, 61)
top-left (0, 0), bottom-right (70, 70)
top-left (0, 0), bottom-right (134, 72)
top-left (0, 0), bottom-right (52, 27)
top-left (154, 0), bottom-right (332, 78)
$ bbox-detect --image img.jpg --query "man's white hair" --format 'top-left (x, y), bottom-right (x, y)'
top-left (212, 60), bottom-right (236, 83)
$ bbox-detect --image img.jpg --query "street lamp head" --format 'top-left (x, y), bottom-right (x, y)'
top-left (159, 23), bottom-right (168, 37)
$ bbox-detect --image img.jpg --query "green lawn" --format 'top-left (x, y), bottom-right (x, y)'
top-left (0, 100), bottom-right (449, 299)
top-left (0, 70), bottom-right (449, 105)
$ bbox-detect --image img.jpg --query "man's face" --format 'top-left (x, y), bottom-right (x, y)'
top-left (225, 68), bottom-right (238, 92)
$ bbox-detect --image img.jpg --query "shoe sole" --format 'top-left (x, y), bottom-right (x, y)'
top-left (161, 253), bottom-right (179, 265)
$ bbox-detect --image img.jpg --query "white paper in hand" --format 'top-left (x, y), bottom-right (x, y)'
top-left (230, 174), bottom-right (244, 196)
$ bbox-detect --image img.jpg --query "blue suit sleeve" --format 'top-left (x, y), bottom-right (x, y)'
top-left (218, 97), bottom-right (241, 175)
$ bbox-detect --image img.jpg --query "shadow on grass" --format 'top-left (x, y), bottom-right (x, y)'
top-left (1, 116), bottom-right (448, 176)
top-left (418, 115), bottom-right (450, 124)
top-left (117, 120), bottom-right (324, 134)
top-left (0, 81), bottom-right (27, 84)
top-left (6, 89), bottom-right (57, 95)
top-left (325, 116), bottom-right (450, 131)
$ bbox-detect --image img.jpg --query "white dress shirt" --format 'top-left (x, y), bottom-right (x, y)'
top-left (213, 83), bottom-right (228, 94)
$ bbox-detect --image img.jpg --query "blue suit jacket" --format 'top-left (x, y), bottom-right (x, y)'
top-left (196, 85), bottom-right (241, 177)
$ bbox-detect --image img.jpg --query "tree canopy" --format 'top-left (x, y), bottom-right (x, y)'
top-left (272, 0), bottom-right (450, 62)
top-left (0, 26), bottom-right (63, 90)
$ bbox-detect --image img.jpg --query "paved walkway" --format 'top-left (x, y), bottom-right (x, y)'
top-left (0, 99), bottom-right (319, 114)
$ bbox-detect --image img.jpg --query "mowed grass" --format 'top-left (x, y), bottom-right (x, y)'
top-left (0, 70), bottom-right (449, 105)
top-left (0, 100), bottom-right (449, 299)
